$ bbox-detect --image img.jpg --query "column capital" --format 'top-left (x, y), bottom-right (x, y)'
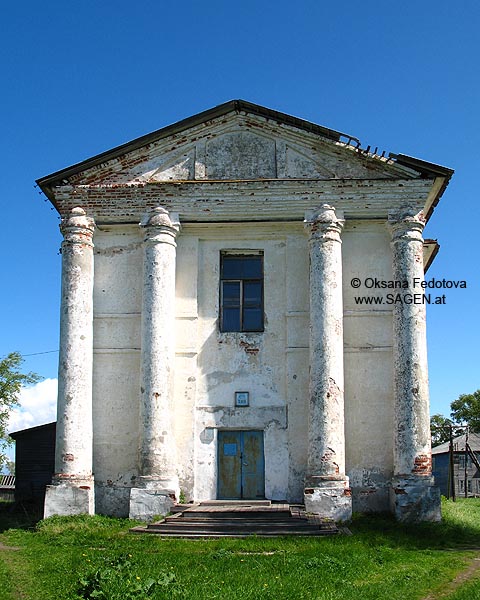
top-left (140, 207), bottom-right (180, 246)
top-left (305, 204), bottom-right (344, 243)
top-left (60, 207), bottom-right (95, 245)
top-left (387, 208), bottom-right (425, 242)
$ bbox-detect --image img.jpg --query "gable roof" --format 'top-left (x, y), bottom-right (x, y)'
top-left (36, 99), bottom-right (453, 194)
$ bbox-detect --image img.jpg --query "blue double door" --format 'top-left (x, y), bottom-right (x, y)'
top-left (217, 430), bottom-right (265, 500)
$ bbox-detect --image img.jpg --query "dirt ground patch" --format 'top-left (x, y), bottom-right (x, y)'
top-left (0, 543), bottom-right (20, 551)
top-left (423, 554), bottom-right (480, 600)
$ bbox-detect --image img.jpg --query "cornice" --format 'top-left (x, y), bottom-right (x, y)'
top-left (51, 178), bottom-right (434, 223)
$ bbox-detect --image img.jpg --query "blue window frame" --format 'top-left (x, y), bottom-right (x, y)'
top-left (220, 253), bottom-right (264, 332)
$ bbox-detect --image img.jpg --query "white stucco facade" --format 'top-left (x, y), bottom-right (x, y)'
top-left (39, 100), bottom-right (453, 522)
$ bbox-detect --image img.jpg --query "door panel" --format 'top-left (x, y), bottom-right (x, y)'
top-left (218, 431), bottom-right (242, 499)
top-left (242, 430), bottom-right (265, 499)
top-left (217, 430), bottom-right (264, 500)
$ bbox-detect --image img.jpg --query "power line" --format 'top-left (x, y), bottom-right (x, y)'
top-left (22, 350), bottom-right (59, 357)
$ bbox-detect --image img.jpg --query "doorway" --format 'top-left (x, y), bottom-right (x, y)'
top-left (217, 430), bottom-right (265, 500)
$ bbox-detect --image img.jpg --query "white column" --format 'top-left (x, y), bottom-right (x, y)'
top-left (388, 208), bottom-right (440, 522)
top-left (44, 207), bottom-right (95, 517)
top-left (129, 207), bottom-right (179, 520)
top-left (304, 204), bottom-right (352, 521)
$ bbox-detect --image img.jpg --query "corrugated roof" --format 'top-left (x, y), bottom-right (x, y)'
top-left (0, 475), bottom-right (15, 489)
top-left (432, 431), bottom-right (480, 454)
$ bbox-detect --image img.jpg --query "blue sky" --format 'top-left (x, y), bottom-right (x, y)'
top-left (1, 0), bottom-right (479, 434)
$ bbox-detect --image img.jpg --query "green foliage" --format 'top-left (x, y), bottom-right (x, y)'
top-left (73, 554), bottom-right (183, 599)
top-left (430, 414), bottom-right (466, 446)
top-left (450, 390), bottom-right (480, 432)
top-left (4, 459), bottom-right (15, 475)
top-left (0, 352), bottom-right (42, 471)
top-left (430, 413), bottom-right (455, 446)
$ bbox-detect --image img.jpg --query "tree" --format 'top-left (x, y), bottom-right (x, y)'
top-left (450, 390), bottom-right (480, 433)
top-left (0, 352), bottom-right (42, 472)
top-left (430, 413), bottom-right (454, 446)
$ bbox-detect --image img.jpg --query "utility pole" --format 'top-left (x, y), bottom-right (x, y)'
top-left (464, 426), bottom-right (469, 498)
top-left (448, 424), bottom-right (456, 501)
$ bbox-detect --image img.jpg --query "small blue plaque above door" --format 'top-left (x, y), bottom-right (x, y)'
top-left (235, 391), bottom-right (249, 407)
top-left (223, 443), bottom-right (237, 456)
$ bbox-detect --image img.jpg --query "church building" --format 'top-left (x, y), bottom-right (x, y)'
top-left (37, 100), bottom-right (453, 522)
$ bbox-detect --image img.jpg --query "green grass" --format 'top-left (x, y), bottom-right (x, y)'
top-left (446, 575), bottom-right (480, 600)
top-left (0, 498), bottom-right (479, 599)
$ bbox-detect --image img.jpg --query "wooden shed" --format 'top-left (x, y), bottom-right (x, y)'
top-left (432, 432), bottom-right (480, 498)
top-left (9, 422), bottom-right (56, 505)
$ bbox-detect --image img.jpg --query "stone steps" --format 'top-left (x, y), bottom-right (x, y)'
top-left (130, 502), bottom-right (338, 538)
top-left (170, 510), bottom-right (293, 520)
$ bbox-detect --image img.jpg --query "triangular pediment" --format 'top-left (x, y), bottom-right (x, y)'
top-left (38, 100), bottom-right (452, 194)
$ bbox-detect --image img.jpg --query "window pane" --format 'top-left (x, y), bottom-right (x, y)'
top-left (243, 281), bottom-right (262, 307)
top-left (222, 256), bottom-right (263, 279)
top-left (222, 282), bottom-right (240, 307)
top-left (222, 308), bottom-right (241, 331)
top-left (243, 308), bottom-right (263, 331)
top-left (221, 257), bottom-right (244, 279)
top-left (242, 257), bottom-right (262, 279)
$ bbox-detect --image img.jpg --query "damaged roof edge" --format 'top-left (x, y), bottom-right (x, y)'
top-left (389, 153), bottom-right (454, 179)
top-left (423, 239), bottom-right (440, 273)
top-left (36, 99), bottom-right (351, 191)
top-left (389, 152), bottom-right (454, 221)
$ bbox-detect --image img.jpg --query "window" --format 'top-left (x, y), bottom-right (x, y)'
top-left (220, 253), bottom-right (264, 332)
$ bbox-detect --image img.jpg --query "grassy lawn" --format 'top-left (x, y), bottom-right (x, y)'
top-left (0, 498), bottom-right (479, 599)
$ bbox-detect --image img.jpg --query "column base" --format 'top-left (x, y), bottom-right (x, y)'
top-left (44, 479), bottom-right (94, 518)
top-left (390, 476), bottom-right (441, 522)
top-left (129, 476), bottom-right (179, 521)
top-left (304, 476), bottom-right (352, 522)
top-left (129, 488), bottom-right (176, 521)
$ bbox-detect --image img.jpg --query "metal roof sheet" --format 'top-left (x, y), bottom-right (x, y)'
top-left (432, 431), bottom-right (480, 454)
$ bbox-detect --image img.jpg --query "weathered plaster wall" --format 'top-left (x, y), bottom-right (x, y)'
top-left (90, 219), bottom-right (398, 514)
top-left (173, 234), bottom-right (199, 499)
top-left (342, 221), bottom-right (394, 512)
top-left (92, 226), bottom-right (142, 516)
top-left (285, 234), bottom-right (310, 501)
top-left (183, 223), bottom-right (309, 502)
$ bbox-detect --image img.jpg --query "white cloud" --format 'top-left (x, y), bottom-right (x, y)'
top-left (7, 378), bottom-right (58, 434)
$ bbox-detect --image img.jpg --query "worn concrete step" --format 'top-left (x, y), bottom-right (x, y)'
top-left (164, 516), bottom-right (309, 525)
top-left (198, 500), bottom-right (272, 506)
top-left (155, 520), bottom-right (316, 530)
top-left (177, 510), bottom-right (292, 520)
top-left (131, 527), bottom-right (336, 537)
